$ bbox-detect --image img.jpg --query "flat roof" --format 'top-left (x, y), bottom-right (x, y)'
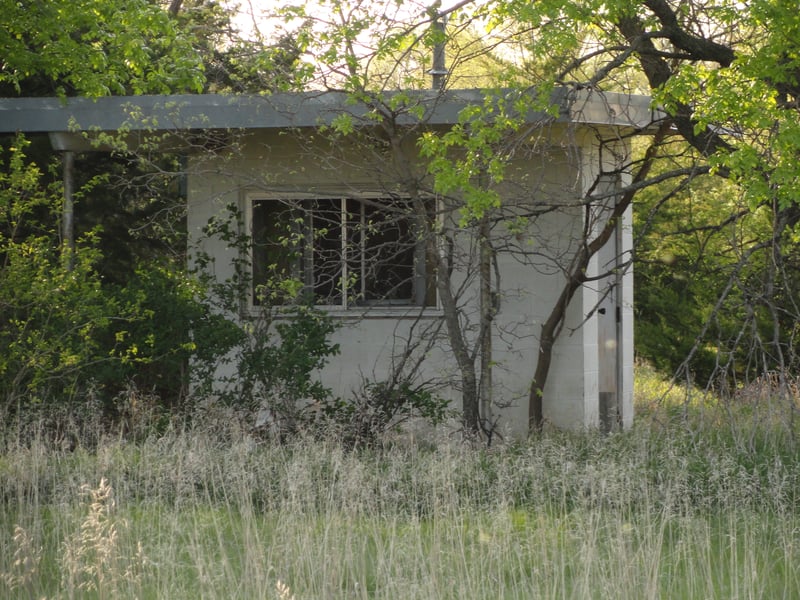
top-left (0, 88), bottom-right (660, 150)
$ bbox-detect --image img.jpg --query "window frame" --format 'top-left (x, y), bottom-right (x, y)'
top-left (243, 190), bottom-right (440, 316)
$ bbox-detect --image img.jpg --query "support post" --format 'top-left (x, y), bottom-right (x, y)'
top-left (62, 150), bottom-right (75, 271)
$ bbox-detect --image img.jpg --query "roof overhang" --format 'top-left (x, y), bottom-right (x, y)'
top-left (0, 88), bottom-right (663, 152)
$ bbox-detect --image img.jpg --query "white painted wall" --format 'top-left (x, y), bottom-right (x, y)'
top-left (187, 126), bottom-right (634, 437)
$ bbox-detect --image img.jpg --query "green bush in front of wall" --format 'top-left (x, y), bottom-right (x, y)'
top-left (0, 137), bottom-right (241, 430)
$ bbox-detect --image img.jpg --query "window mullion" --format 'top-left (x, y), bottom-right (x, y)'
top-left (340, 198), bottom-right (348, 309)
top-left (304, 201), bottom-right (314, 295)
top-left (360, 201), bottom-right (367, 303)
top-left (413, 210), bottom-right (427, 307)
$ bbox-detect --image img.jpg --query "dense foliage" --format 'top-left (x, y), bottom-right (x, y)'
top-left (0, 0), bottom-right (204, 96)
top-left (0, 137), bottom-right (239, 417)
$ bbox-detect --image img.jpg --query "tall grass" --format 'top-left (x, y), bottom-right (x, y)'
top-left (2, 370), bottom-right (799, 599)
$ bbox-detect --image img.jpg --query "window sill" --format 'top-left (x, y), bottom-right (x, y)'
top-left (244, 305), bottom-right (443, 320)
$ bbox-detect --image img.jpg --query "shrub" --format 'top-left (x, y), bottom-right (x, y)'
top-left (326, 379), bottom-right (450, 447)
top-left (0, 136), bottom-right (240, 427)
top-left (226, 301), bottom-right (342, 439)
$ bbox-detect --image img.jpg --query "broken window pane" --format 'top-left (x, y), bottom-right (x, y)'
top-left (349, 198), bottom-right (415, 304)
top-left (251, 199), bottom-right (303, 305)
top-left (309, 199), bottom-right (344, 305)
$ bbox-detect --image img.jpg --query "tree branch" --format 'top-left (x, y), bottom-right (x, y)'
top-left (643, 0), bottom-right (735, 66)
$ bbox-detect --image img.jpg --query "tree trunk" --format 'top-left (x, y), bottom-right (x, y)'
top-left (528, 266), bottom-right (584, 432)
top-left (384, 118), bottom-right (482, 434)
top-left (528, 126), bottom-right (667, 433)
top-left (168, 0), bottom-right (183, 16)
top-left (478, 216), bottom-right (494, 437)
top-left (432, 231), bottom-right (480, 432)
top-left (62, 150), bottom-right (75, 272)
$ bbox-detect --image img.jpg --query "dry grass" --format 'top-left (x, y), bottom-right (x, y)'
top-left (2, 370), bottom-right (799, 598)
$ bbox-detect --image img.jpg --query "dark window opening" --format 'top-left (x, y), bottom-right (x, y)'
top-left (251, 196), bottom-right (436, 308)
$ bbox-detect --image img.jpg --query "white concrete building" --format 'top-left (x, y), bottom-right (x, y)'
top-left (1, 89), bottom-right (659, 436)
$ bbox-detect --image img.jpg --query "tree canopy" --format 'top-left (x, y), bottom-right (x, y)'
top-left (0, 0), bottom-right (206, 96)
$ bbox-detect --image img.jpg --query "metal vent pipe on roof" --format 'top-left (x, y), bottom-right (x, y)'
top-left (429, 13), bottom-right (448, 90)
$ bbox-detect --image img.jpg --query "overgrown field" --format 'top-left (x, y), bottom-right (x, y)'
top-left (2, 370), bottom-right (799, 599)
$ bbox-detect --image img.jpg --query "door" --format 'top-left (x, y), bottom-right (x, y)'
top-left (596, 178), bottom-right (623, 432)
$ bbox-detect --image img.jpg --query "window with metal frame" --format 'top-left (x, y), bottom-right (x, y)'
top-left (250, 195), bottom-right (436, 308)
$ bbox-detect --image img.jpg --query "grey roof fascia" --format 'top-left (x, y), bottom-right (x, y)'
top-left (0, 88), bottom-right (661, 141)
top-left (0, 90), bottom-right (525, 134)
